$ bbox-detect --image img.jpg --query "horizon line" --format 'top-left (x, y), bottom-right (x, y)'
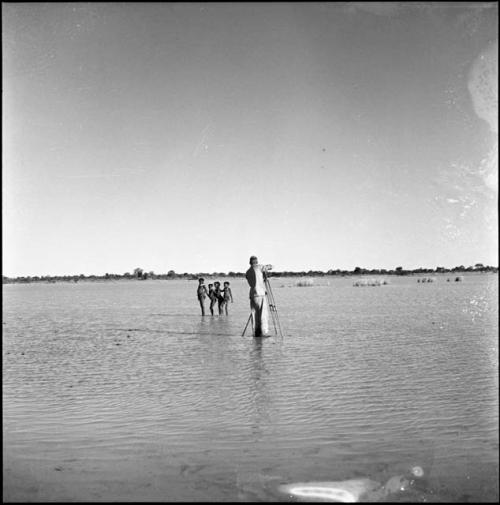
top-left (3, 264), bottom-right (498, 280)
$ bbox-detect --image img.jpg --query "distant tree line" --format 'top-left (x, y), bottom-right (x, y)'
top-left (2, 263), bottom-right (497, 284)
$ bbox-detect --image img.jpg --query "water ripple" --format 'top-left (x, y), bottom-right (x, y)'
top-left (3, 275), bottom-right (498, 502)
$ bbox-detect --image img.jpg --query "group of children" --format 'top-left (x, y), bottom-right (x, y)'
top-left (196, 278), bottom-right (233, 316)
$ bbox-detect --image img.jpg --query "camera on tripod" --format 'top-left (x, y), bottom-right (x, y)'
top-left (263, 264), bottom-right (273, 276)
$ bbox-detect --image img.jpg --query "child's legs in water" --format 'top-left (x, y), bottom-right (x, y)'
top-left (198, 297), bottom-right (205, 315)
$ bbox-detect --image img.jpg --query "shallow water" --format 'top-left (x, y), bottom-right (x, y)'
top-left (3, 274), bottom-right (498, 502)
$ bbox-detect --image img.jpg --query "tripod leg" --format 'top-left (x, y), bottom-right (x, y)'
top-left (265, 278), bottom-right (284, 339)
top-left (242, 313), bottom-right (252, 337)
top-left (267, 298), bottom-right (278, 336)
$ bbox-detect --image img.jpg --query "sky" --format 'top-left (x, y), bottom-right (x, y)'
top-left (2, 2), bottom-right (498, 277)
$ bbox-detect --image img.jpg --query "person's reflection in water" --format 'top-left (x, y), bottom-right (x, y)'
top-left (248, 338), bottom-right (272, 442)
top-left (235, 339), bottom-right (282, 502)
top-left (194, 310), bottom-right (229, 337)
top-left (195, 313), bottom-right (210, 332)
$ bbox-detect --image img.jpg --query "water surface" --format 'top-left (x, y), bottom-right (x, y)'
top-left (3, 274), bottom-right (498, 501)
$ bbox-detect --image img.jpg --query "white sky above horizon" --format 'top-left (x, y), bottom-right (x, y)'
top-left (2, 2), bottom-right (498, 277)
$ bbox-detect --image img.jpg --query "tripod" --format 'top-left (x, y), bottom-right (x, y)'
top-left (242, 274), bottom-right (284, 339)
top-left (265, 275), bottom-right (284, 339)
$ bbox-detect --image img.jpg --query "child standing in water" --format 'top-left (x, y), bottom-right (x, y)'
top-left (196, 278), bottom-right (209, 316)
top-left (214, 281), bottom-right (225, 315)
top-left (223, 281), bottom-right (233, 315)
top-left (208, 283), bottom-right (217, 316)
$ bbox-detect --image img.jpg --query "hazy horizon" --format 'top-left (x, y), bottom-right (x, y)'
top-left (3, 2), bottom-right (498, 277)
top-left (3, 262), bottom-right (497, 279)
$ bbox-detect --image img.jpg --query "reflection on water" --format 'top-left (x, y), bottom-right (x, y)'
top-left (248, 339), bottom-right (271, 443)
top-left (3, 275), bottom-right (499, 502)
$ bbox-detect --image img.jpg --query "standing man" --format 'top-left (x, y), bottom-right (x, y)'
top-left (245, 256), bottom-right (272, 337)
